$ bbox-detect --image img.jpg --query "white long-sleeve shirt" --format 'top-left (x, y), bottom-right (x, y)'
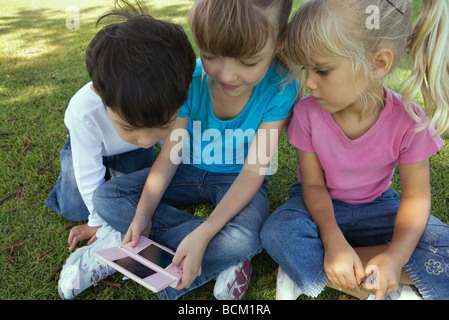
top-left (64, 82), bottom-right (140, 226)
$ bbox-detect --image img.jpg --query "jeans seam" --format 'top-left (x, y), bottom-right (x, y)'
top-left (116, 185), bottom-right (141, 208)
top-left (404, 259), bottom-right (436, 300)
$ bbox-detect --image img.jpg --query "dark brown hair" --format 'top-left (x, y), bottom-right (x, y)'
top-left (86, 0), bottom-right (196, 128)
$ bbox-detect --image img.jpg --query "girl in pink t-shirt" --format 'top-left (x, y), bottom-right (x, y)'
top-left (261, 0), bottom-right (449, 300)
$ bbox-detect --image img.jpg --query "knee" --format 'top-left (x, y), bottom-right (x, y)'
top-left (92, 179), bottom-right (131, 211)
top-left (260, 212), bottom-right (286, 251)
top-left (92, 181), bottom-right (121, 221)
top-left (46, 184), bottom-right (89, 222)
top-left (94, 179), bottom-right (118, 203)
top-left (234, 225), bottom-right (262, 254)
top-left (57, 207), bottom-right (89, 222)
top-left (213, 223), bottom-right (263, 260)
top-left (261, 208), bottom-right (318, 252)
top-left (94, 171), bottom-right (146, 204)
top-left (419, 215), bottom-right (449, 247)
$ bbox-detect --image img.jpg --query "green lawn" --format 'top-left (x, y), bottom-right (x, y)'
top-left (0, 0), bottom-right (447, 300)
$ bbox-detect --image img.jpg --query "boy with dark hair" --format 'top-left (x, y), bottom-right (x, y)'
top-left (46, 0), bottom-right (196, 253)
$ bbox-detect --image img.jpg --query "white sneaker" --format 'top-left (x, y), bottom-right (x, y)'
top-left (367, 285), bottom-right (424, 300)
top-left (214, 260), bottom-right (252, 300)
top-left (276, 267), bottom-right (302, 300)
top-left (58, 223), bottom-right (123, 299)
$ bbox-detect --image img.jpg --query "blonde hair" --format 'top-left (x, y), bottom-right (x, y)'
top-left (188, 0), bottom-right (292, 59)
top-left (402, 1), bottom-right (449, 136)
top-left (286, 0), bottom-right (449, 129)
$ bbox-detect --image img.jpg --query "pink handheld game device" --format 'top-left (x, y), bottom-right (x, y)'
top-left (93, 236), bottom-right (182, 292)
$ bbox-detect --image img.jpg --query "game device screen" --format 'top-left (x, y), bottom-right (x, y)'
top-left (113, 257), bottom-right (156, 279)
top-left (113, 244), bottom-right (174, 279)
top-left (138, 244), bottom-right (174, 269)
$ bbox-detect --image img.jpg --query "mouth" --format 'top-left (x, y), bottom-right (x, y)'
top-left (220, 82), bottom-right (241, 91)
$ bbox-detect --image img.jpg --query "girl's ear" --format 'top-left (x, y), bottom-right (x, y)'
top-left (371, 48), bottom-right (394, 80)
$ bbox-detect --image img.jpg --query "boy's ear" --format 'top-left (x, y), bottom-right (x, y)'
top-left (371, 48), bottom-right (394, 79)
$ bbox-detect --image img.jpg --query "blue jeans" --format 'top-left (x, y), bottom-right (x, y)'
top-left (261, 182), bottom-right (449, 300)
top-left (46, 131), bottom-right (156, 222)
top-left (93, 163), bottom-right (270, 300)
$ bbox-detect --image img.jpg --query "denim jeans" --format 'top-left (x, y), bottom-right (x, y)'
top-left (93, 163), bottom-right (270, 300)
top-left (46, 131), bottom-right (156, 222)
top-left (261, 182), bottom-right (449, 300)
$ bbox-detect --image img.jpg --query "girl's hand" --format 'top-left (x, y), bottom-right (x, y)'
top-left (68, 223), bottom-right (100, 250)
top-left (122, 213), bottom-right (152, 248)
top-left (324, 238), bottom-right (365, 292)
top-left (172, 229), bottom-right (208, 290)
top-left (361, 159), bottom-right (431, 299)
top-left (363, 252), bottom-right (402, 300)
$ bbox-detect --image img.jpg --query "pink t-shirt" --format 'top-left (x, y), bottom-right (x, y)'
top-left (287, 87), bottom-right (443, 204)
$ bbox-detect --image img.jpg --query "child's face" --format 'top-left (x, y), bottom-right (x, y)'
top-left (200, 39), bottom-right (277, 99)
top-left (106, 107), bottom-right (176, 149)
top-left (304, 56), bottom-right (365, 114)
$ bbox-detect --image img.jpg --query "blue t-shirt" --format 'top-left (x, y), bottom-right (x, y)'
top-left (177, 58), bottom-right (299, 173)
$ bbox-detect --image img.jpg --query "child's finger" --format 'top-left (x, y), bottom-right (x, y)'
top-left (334, 273), bottom-right (349, 291)
top-left (172, 249), bottom-right (185, 267)
top-left (353, 260), bottom-right (365, 290)
top-left (87, 235), bottom-right (97, 245)
top-left (68, 234), bottom-right (81, 251)
top-left (344, 273), bottom-right (360, 292)
top-left (67, 227), bottom-right (77, 247)
top-left (173, 257), bottom-right (189, 290)
top-left (121, 229), bottom-right (134, 247)
top-left (327, 274), bottom-right (342, 291)
top-left (374, 278), bottom-right (389, 300)
top-left (374, 287), bottom-right (387, 300)
top-left (179, 262), bottom-right (199, 289)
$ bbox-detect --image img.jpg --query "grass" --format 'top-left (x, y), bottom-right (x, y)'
top-left (0, 0), bottom-right (447, 301)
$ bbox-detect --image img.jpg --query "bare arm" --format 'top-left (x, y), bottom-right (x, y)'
top-left (298, 149), bottom-right (365, 291)
top-left (173, 119), bottom-right (287, 289)
top-left (122, 116), bottom-right (190, 246)
top-left (368, 158), bottom-right (431, 299)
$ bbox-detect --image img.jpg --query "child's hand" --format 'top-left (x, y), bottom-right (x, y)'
top-left (68, 223), bottom-right (99, 250)
top-left (362, 252), bottom-right (402, 300)
top-left (323, 238), bottom-right (365, 292)
top-left (172, 229), bottom-right (208, 290)
top-left (122, 214), bottom-right (152, 248)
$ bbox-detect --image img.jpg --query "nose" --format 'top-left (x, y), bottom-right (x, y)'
top-left (136, 135), bottom-right (155, 149)
top-left (218, 58), bottom-right (238, 83)
top-left (304, 71), bottom-right (318, 91)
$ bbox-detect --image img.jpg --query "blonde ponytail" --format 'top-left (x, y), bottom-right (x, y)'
top-left (401, 0), bottom-right (449, 136)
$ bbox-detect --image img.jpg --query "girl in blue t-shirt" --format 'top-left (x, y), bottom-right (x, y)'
top-left (89, 0), bottom-right (298, 300)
